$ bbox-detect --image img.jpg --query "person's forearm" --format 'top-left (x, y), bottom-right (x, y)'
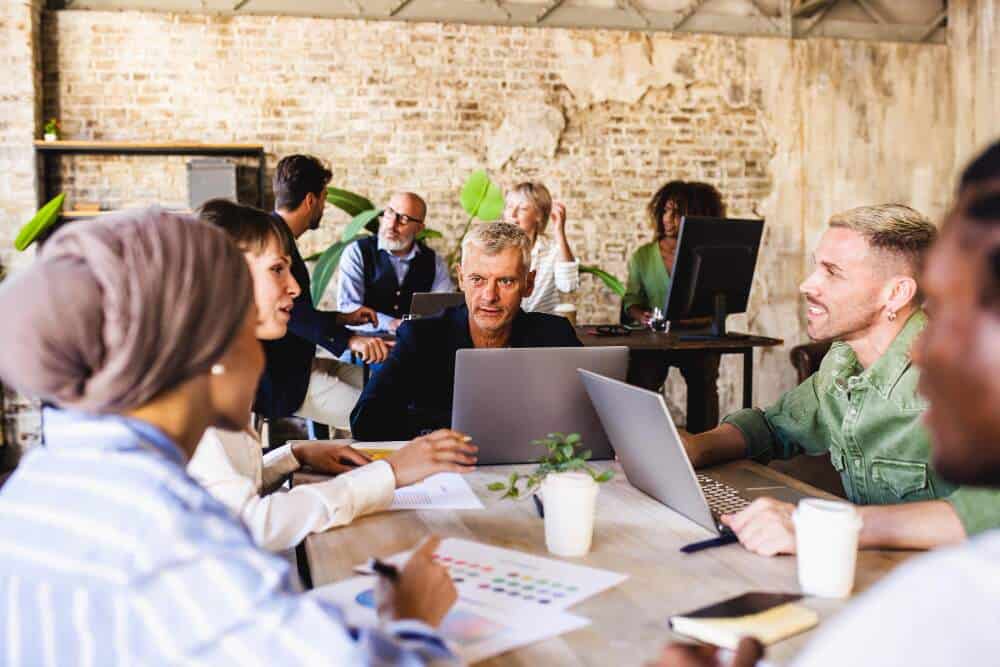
top-left (684, 423), bottom-right (748, 469)
top-left (857, 500), bottom-right (966, 551)
top-left (555, 232), bottom-right (575, 263)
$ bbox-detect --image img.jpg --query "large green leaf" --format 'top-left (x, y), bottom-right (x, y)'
top-left (459, 170), bottom-right (504, 221)
top-left (311, 233), bottom-right (366, 304)
top-left (327, 186), bottom-right (375, 218)
top-left (341, 209), bottom-right (380, 242)
top-left (416, 228), bottom-right (443, 241)
top-left (15, 193), bottom-right (66, 251)
top-left (580, 265), bottom-right (626, 297)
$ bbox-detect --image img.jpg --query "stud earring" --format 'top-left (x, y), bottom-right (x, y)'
top-left (887, 310), bottom-right (897, 322)
top-left (211, 364), bottom-right (226, 376)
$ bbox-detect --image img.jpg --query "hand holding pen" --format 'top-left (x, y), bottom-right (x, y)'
top-left (374, 535), bottom-right (457, 627)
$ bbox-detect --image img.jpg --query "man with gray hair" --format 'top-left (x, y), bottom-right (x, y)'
top-left (351, 222), bottom-right (581, 440)
top-left (680, 203), bottom-right (1000, 555)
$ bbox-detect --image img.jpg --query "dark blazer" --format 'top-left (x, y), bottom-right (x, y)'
top-left (254, 213), bottom-right (353, 419)
top-left (350, 304), bottom-right (582, 441)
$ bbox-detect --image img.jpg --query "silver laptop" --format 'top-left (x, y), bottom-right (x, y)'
top-left (452, 347), bottom-right (629, 465)
top-left (579, 369), bottom-right (806, 536)
top-left (409, 292), bottom-right (466, 318)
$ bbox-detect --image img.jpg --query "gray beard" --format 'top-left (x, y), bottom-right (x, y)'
top-left (380, 234), bottom-right (412, 252)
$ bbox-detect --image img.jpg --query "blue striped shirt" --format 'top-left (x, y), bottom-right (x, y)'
top-left (0, 410), bottom-right (455, 666)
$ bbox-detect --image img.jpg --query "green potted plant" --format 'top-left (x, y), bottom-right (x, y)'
top-left (488, 432), bottom-right (613, 557)
top-left (43, 118), bottom-right (61, 142)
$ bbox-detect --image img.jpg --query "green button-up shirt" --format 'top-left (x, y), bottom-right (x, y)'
top-left (723, 310), bottom-right (1000, 535)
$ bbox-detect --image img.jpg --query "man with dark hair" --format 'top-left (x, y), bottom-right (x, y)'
top-left (338, 192), bottom-right (454, 333)
top-left (257, 154), bottom-right (389, 430)
top-left (656, 139), bottom-right (1000, 667)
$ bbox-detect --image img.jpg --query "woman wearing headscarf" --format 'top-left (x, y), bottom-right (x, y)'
top-left (188, 199), bottom-right (477, 552)
top-left (0, 207), bottom-right (458, 664)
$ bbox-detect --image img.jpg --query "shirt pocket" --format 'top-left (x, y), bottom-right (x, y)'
top-left (871, 458), bottom-right (933, 502)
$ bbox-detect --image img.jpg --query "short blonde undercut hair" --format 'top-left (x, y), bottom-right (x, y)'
top-left (462, 222), bottom-right (533, 271)
top-left (828, 203), bottom-right (937, 276)
top-left (508, 182), bottom-right (553, 235)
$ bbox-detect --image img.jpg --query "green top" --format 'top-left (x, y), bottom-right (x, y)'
top-left (723, 310), bottom-right (1000, 535)
top-left (622, 240), bottom-right (671, 314)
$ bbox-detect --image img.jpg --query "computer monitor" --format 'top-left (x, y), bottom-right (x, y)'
top-left (663, 216), bottom-right (764, 341)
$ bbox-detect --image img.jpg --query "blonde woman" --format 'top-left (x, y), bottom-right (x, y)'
top-left (504, 182), bottom-right (579, 314)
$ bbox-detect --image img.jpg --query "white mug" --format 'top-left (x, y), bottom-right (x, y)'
top-left (792, 499), bottom-right (863, 598)
top-left (540, 472), bottom-right (598, 557)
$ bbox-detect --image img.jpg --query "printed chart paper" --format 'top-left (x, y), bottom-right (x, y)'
top-left (310, 575), bottom-right (590, 664)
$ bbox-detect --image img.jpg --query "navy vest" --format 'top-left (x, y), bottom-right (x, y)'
top-left (358, 235), bottom-right (437, 317)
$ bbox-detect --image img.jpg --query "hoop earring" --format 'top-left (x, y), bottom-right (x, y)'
top-left (887, 311), bottom-right (897, 322)
top-left (211, 364), bottom-right (226, 376)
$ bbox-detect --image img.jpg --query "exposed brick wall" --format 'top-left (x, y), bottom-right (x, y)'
top-left (1, 8), bottom-right (957, 445)
top-left (0, 0), bottom-right (43, 454)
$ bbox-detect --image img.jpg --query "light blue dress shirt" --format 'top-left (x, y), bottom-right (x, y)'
top-left (0, 409), bottom-right (456, 666)
top-left (338, 236), bottom-right (454, 332)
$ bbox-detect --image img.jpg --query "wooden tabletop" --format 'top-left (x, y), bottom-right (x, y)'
top-left (298, 460), bottom-right (912, 666)
top-left (575, 326), bottom-right (783, 352)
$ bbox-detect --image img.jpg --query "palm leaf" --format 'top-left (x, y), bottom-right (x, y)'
top-left (416, 228), bottom-right (443, 241)
top-left (580, 265), bottom-right (625, 297)
top-left (15, 193), bottom-right (66, 251)
top-left (459, 170), bottom-right (504, 221)
top-left (311, 233), bottom-right (366, 305)
top-left (342, 209), bottom-right (380, 242)
top-left (327, 187), bottom-right (375, 218)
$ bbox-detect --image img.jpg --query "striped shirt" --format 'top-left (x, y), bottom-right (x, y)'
top-left (520, 236), bottom-right (579, 315)
top-left (0, 409), bottom-right (455, 666)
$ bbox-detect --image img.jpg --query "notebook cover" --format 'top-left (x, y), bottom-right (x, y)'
top-left (677, 592), bottom-right (802, 619)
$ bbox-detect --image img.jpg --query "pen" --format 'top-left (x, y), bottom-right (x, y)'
top-left (680, 533), bottom-right (739, 554)
top-left (532, 494), bottom-right (545, 518)
top-left (371, 558), bottom-right (399, 581)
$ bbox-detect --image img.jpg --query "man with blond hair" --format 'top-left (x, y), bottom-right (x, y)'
top-left (351, 222), bottom-right (581, 440)
top-left (680, 203), bottom-right (1000, 555)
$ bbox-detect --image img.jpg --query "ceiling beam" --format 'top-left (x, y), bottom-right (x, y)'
top-left (853, 0), bottom-right (888, 24)
top-left (793, 0), bottom-right (836, 18)
top-left (801, 0), bottom-right (837, 36)
top-left (918, 8), bottom-right (946, 42)
top-left (389, 0), bottom-right (416, 17)
top-left (535, 0), bottom-right (565, 24)
top-left (669, 0), bottom-right (710, 32)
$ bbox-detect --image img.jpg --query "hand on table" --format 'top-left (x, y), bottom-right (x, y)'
top-left (336, 306), bottom-right (378, 328)
top-left (349, 335), bottom-right (394, 363)
top-left (291, 442), bottom-right (372, 475)
top-left (721, 497), bottom-right (797, 557)
top-left (387, 429), bottom-right (478, 488)
top-left (651, 637), bottom-right (764, 667)
top-left (377, 535), bottom-right (457, 627)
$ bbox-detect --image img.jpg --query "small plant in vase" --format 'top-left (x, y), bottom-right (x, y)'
top-left (487, 432), bottom-right (613, 499)
top-left (43, 118), bottom-right (61, 142)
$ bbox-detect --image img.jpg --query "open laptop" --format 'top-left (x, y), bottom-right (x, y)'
top-left (579, 369), bottom-right (807, 536)
top-left (409, 292), bottom-right (466, 318)
top-left (452, 347), bottom-right (629, 465)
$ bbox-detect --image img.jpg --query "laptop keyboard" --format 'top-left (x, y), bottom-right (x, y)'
top-left (697, 474), bottom-right (752, 516)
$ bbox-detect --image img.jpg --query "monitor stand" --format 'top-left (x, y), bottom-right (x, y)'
top-left (677, 293), bottom-right (750, 342)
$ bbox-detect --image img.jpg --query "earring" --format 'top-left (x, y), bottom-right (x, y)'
top-left (211, 364), bottom-right (226, 376)
top-left (887, 310), bottom-right (897, 322)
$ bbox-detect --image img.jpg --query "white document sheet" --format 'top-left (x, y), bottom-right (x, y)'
top-left (309, 575), bottom-right (590, 664)
top-left (358, 537), bottom-right (628, 613)
top-left (390, 473), bottom-right (484, 511)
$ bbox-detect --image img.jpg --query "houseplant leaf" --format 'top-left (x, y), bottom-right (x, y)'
top-left (460, 170), bottom-right (490, 217)
top-left (311, 233), bottom-right (366, 304)
top-left (15, 193), bottom-right (65, 251)
top-left (326, 186), bottom-right (375, 218)
top-left (416, 228), bottom-right (443, 241)
top-left (580, 265), bottom-right (626, 297)
top-left (341, 209), bottom-right (380, 242)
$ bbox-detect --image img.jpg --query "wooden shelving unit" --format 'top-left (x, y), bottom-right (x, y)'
top-left (33, 140), bottom-right (267, 214)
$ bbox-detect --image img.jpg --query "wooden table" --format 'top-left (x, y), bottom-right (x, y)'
top-left (298, 461), bottom-right (912, 666)
top-left (576, 327), bottom-right (783, 432)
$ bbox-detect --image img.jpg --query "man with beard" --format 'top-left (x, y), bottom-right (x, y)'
top-left (350, 222), bottom-right (581, 441)
top-left (655, 140), bottom-right (1000, 667)
top-left (254, 155), bottom-right (389, 430)
top-left (338, 192), bottom-right (454, 334)
top-left (680, 202), bottom-right (1000, 555)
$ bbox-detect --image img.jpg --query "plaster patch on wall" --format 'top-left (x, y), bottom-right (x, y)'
top-left (487, 101), bottom-right (566, 170)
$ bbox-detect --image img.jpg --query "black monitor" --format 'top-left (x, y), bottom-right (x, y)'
top-left (663, 216), bottom-right (764, 341)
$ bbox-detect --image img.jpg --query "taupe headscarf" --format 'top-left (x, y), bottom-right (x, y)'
top-left (0, 207), bottom-right (254, 413)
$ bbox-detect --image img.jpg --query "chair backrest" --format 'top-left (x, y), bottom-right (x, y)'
top-left (789, 341), bottom-right (832, 385)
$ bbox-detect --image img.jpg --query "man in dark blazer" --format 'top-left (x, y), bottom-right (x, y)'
top-left (351, 222), bottom-right (581, 440)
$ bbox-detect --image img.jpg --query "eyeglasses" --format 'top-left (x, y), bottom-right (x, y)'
top-left (382, 207), bottom-right (424, 226)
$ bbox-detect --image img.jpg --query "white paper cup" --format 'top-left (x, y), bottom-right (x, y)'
top-left (540, 472), bottom-right (598, 557)
top-left (792, 498), bottom-right (863, 598)
top-left (553, 303), bottom-right (577, 326)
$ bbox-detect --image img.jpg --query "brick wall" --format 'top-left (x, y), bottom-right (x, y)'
top-left (1, 8), bottom-right (957, 444)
